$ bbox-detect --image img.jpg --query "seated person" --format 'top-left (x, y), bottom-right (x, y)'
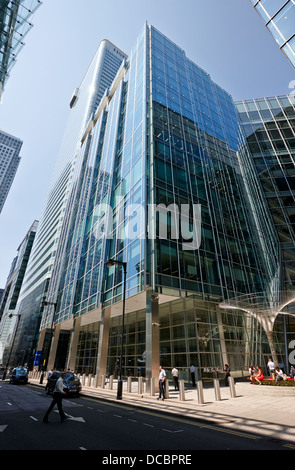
top-left (251, 366), bottom-right (264, 385)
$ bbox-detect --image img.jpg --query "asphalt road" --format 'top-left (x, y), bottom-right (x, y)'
top-left (0, 381), bottom-right (292, 457)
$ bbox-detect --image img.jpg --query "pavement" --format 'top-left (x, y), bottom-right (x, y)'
top-left (25, 376), bottom-right (295, 446)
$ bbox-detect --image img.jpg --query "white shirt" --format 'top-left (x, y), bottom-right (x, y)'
top-left (159, 369), bottom-right (166, 381)
top-left (172, 368), bottom-right (178, 377)
top-left (268, 361), bottom-right (275, 371)
top-left (54, 376), bottom-right (65, 394)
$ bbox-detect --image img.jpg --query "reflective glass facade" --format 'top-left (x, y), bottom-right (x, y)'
top-left (251, 0), bottom-right (295, 67)
top-left (36, 25), bottom-right (283, 380)
top-left (236, 95), bottom-right (295, 292)
top-left (0, 0), bottom-right (42, 97)
top-left (0, 220), bottom-right (38, 365)
top-left (13, 40), bottom-right (127, 369)
top-left (0, 128), bottom-right (22, 213)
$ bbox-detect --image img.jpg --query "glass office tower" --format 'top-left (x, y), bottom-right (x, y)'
top-left (12, 40), bottom-right (127, 369)
top-left (38, 24), bottom-right (281, 381)
top-left (0, 220), bottom-right (38, 366)
top-left (0, 128), bottom-right (22, 213)
top-left (0, 0), bottom-right (42, 98)
top-left (250, 0), bottom-right (295, 68)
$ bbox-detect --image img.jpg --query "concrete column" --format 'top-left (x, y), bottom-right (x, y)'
top-left (96, 306), bottom-right (111, 377)
top-left (67, 317), bottom-right (82, 372)
top-left (216, 307), bottom-right (228, 367)
top-left (145, 289), bottom-right (160, 389)
top-left (47, 324), bottom-right (61, 371)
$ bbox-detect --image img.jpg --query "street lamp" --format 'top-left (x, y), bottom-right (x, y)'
top-left (104, 258), bottom-right (127, 400)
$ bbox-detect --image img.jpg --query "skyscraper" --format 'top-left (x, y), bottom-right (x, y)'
top-left (12, 39), bottom-right (127, 369)
top-left (250, 0), bottom-right (295, 68)
top-left (0, 220), bottom-right (38, 366)
top-left (36, 24), bottom-right (281, 381)
top-left (0, 128), bottom-right (22, 213)
top-left (0, 0), bottom-right (42, 99)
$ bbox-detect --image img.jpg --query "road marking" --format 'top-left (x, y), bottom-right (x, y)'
top-left (143, 423), bottom-right (154, 428)
top-left (79, 447), bottom-right (87, 450)
top-left (114, 414), bottom-right (122, 418)
top-left (7, 402), bottom-right (12, 406)
top-left (128, 419), bottom-right (137, 423)
top-left (80, 396), bottom-right (261, 441)
top-left (284, 443), bottom-right (295, 450)
top-left (0, 425), bottom-right (7, 433)
top-left (30, 416), bottom-right (38, 422)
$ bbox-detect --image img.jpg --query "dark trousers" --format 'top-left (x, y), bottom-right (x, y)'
top-left (159, 380), bottom-right (165, 399)
top-left (191, 372), bottom-right (196, 386)
top-left (173, 376), bottom-right (179, 390)
top-left (44, 392), bottom-right (66, 421)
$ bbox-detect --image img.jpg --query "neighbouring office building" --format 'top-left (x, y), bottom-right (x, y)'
top-left (10, 40), bottom-right (127, 370)
top-left (0, 128), bottom-right (22, 213)
top-left (235, 95), bottom-right (295, 356)
top-left (27, 24), bottom-right (288, 383)
top-left (250, 0), bottom-right (295, 68)
top-left (0, 0), bottom-right (42, 99)
top-left (0, 220), bottom-right (38, 366)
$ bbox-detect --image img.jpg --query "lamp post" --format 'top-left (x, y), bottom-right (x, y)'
top-left (105, 258), bottom-right (127, 400)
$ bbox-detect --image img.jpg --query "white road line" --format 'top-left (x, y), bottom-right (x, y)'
top-left (30, 416), bottom-right (38, 422)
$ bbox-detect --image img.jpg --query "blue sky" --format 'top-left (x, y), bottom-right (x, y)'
top-left (0, 0), bottom-right (294, 287)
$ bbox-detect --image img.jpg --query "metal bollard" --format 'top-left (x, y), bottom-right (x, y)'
top-left (229, 376), bottom-right (236, 398)
top-left (150, 377), bottom-right (155, 396)
top-left (197, 380), bottom-right (204, 404)
top-left (179, 380), bottom-right (185, 401)
top-left (95, 374), bottom-right (99, 388)
top-left (213, 378), bottom-right (221, 401)
top-left (82, 374), bottom-right (86, 386)
top-left (127, 376), bottom-right (132, 393)
top-left (164, 379), bottom-right (169, 399)
top-left (101, 374), bottom-right (106, 389)
top-left (109, 375), bottom-right (113, 390)
top-left (138, 377), bottom-right (143, 394)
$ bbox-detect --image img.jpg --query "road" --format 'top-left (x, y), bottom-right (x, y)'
top-left (0, 381), bottom-right (293, 456)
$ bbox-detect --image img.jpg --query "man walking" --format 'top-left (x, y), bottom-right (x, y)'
top-left (172, 366), bottom-right (179, 391)
top-left (43, 371), bottom-right (67, 423)
top-left (267, 358), bottom-right (275, 379)
top-left (157, 365), bottom-right (166, 401)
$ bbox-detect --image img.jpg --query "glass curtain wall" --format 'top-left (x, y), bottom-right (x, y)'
top-left (42, 24), bottom-right (283, 377)
top-left (250, 0), bottom-right (295, 68)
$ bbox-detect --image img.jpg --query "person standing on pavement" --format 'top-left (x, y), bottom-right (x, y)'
top-left (43, 371), bottom-right (67, 423)
top-left (172, 366), bottom-right (179, 391)
top-left (190, 364), bottom-right (196, 387)
top-left (157, 365), bottom-right (166, 401)
top-left (267, 358), bottom-right (275, 379)
top-left (224, 364), bottom-right (231, 387)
